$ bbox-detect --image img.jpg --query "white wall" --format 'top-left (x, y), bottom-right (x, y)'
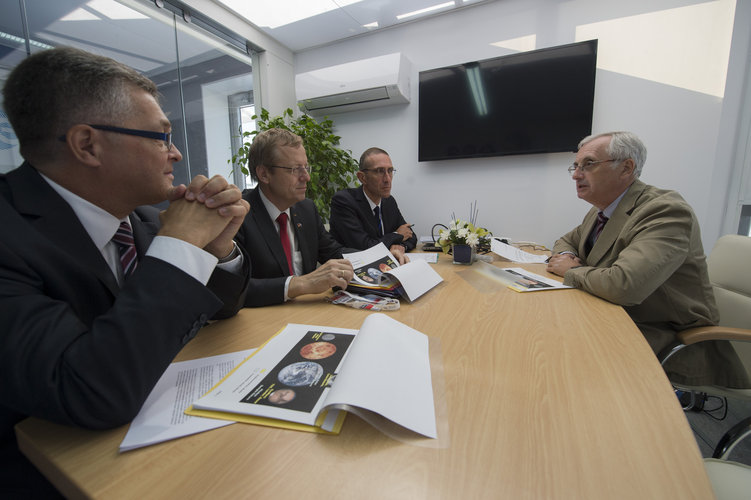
top-left (292, 0), bottom-right (749, 250)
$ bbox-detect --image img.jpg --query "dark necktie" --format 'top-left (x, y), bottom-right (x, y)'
top-left (112, 221), bottom-right (138, 279)
top-left (276, 212), bottom-right (294, 275)
top-left (586, 211), bottom-right (609, 253)
top-left (374, 206), bottom-right (383, 237)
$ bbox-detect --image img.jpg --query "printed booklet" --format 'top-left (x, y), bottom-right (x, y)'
top-left (186, 314), bottom-right (437, 439)
top-left (343, 243), bottom-right (443, 301)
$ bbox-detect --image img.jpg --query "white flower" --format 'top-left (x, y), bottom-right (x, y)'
top-left (466, 232), bottom-right (479, 247)
top-left (457, 227), bottom-right (469, 239)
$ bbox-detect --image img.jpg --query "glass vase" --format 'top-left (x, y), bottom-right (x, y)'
top-left (452, 244), bottom-right (474, 265)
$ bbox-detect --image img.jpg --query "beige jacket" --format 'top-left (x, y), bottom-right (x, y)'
top-left (554, 180), bottom-right (747, 387)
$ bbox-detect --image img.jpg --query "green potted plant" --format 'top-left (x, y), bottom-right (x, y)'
top-left (231, 107), bottom-right (359, 222)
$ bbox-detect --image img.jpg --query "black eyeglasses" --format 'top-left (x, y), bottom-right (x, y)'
top-left (268, 165), bottom-right (311, 176)
top-left (362, 167), bottom-right (396, 177)
top-left (58, 124), bottom-right (173, 151)
top-left (567, 159), bottom-right (618, 176)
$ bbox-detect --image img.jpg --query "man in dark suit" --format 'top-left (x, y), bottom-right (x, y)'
top-left (0, 47), bottom-right (250, 497)
top-left (329, 147), bottom-right (416, 265)
top-left (235, 128), bottom-right (354, 307)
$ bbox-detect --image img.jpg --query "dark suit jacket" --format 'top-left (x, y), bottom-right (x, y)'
top-left (0, 163), bottom-right (248, 495)
top-left (329, 186), bottom-right (417, 251)
top-left (554, 179), bottom-right (748, 388)
top-left (235, 187), bottom-right (344, 307)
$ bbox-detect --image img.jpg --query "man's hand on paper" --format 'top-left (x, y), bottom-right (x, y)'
top-left (289, 259), bottom-right (354, 298)
top-left (389, 244), bottom-right (410, 265)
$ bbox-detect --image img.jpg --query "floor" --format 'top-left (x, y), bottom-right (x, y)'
top-left (683, 393), bottom-right (751, 465)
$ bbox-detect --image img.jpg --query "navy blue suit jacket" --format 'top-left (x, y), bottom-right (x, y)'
top-left (0, 163), bottom-right (249, 495)
top-left (329, 186), bottom-right (416, 251)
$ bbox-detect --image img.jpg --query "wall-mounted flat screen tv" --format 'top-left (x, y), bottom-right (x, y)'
top-left (418, 39), bottom-right (597, 162)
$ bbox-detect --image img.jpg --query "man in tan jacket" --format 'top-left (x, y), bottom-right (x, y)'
top-left (547, 131), bottom-right (747, 387)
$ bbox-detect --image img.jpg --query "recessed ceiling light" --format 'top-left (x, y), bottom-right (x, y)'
top-left (215, 0), bottom-right (362, 29)
top-left (396, 1), bottom-right (454, 20)
top-left (86, 0), bottom-right (148, 20)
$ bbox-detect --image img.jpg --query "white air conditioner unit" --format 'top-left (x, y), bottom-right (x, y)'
top-left (296, 53), bottom-right (411, 115)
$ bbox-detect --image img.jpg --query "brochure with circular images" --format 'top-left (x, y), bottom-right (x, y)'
top-left (186, 313), bottom-right (438, 439)
top-left (342, 243), bottom-right (443, 302)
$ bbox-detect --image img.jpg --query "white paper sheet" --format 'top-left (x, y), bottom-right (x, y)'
top-left (386, 260), bottom-right (443, 301)
top-left (324, 314), bottom-right (437, 438)
top-left (491, 238), bottom-right (549, 263)
top-left (119, 349), bottom-right (255, 452)
top-left (407, 252), bottom-right (439, 263)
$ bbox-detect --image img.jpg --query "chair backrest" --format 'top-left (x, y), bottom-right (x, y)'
top-left (708, 234), bottom-right (751, 374)
top-left (708, 234), bottom-right (751, 329)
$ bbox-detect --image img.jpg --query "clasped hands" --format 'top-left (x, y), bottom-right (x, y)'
top-left (158, 175), bottom-right (249, 259)
top-left (546, 252), bottom-right (583, 277)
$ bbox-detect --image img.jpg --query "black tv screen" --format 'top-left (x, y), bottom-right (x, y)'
top-left (418, 40), bottom-right (597, 161)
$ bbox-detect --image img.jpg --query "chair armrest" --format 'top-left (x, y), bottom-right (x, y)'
top-left (677, 326), bottom-right (751, 346)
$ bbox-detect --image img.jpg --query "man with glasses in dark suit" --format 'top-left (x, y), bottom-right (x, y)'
top-left (329, 147), bottom-right (416, 265)
top-left (0, 46), bottom-right (250, 497)
top-left (234, 128), bottom-right (354, 307)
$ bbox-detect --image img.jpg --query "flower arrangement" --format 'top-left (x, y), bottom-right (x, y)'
top-left (437, 203), bottom-right (492, 254)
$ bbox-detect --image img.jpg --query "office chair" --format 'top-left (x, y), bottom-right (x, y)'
top-left (704, 458), bottom-right (751, 500)
top-left (658, 234), bottom-right (751, 460)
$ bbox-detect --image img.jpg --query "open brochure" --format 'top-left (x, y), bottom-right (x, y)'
top-left (476, 263), bottom-right (571, 292)
top-left (186, 314), bottom-right (437, 439)
top-left (343, 243), bottom-right (443, 302)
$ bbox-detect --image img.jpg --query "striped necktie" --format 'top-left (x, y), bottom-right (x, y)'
top-left (593, 211), bottom-right (608, 242)
top-left (112, 221), bottom-right (138, 279)
top-left (586, 211), bottom-right (609, 254)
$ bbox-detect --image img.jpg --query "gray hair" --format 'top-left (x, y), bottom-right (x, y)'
top-left (579, 131), bottom-right (647, 178)
top-left (3, 46), bottom-right (158, 163)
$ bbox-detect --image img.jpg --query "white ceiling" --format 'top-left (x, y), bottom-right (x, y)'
top-left (213, 0), bottom-right (496, 52)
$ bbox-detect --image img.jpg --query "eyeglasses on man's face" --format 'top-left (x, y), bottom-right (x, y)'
top-left (58, 124), bottom-right (173, 151)
top-left (268, 164), bottom-right (311, 177)
top-left (362, 167), bottom-right (396, 177)
top-left (567, 158), bottom-right (618, 176)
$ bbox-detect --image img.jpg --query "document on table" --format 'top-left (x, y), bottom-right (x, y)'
top-left (407, 252), bottom-right (439, 263)
top-left (475, 262), bottom-right (571, 292)
top-left (119, 348), bottom-right (255, 452)
top-left (491, 238), bottom-right (549, 264)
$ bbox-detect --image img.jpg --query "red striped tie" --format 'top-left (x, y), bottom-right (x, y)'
top-left (113, 221), bottom-right (138, 279)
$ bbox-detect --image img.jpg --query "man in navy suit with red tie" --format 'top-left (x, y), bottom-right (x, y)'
top-left (234, 128), bottom-right (354, 307)
top-left (329, 147), bottom-right (416, 265)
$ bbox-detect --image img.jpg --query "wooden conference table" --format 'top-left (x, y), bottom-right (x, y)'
top-left (16, 254), bottom-right (714, 499)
